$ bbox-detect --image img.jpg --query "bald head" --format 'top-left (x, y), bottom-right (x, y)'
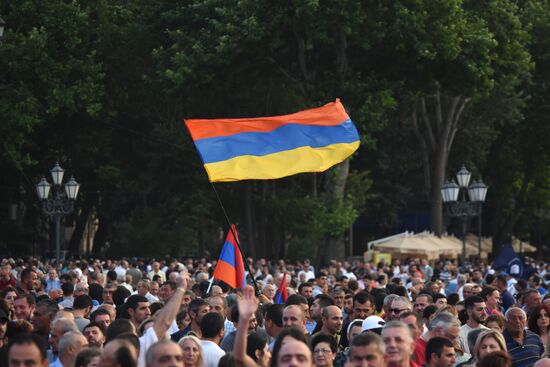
top-left (283, 305), bottom-right (306, 332)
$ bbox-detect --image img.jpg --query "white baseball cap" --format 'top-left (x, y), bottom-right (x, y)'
top-left (361, 316), bottom-right (386, 332)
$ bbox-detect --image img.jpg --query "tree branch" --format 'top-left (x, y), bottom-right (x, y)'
top-left (410, 101), bottom-right (432, 200)
top-left (420, 97), bottom-right (436, 150)
top-left (435, 89), bottom-right (443, 131)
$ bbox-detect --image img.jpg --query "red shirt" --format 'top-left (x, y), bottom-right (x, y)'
top-left (413, 337), bottom-right (427, 366)
top-left (0, 276), bottom-right (16, 291)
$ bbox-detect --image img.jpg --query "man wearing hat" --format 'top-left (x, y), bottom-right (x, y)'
top-left (361, 315), bottom-right (386, 335)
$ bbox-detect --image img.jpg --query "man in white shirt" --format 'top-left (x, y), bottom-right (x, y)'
top-left (147, 262), bottom-right (166, 283)
top-left (458, 296), bottom-right (488, 355)
top-left (136, 272), bottom-right (189, 367)
top-left (200, 312), bottom-right (226, 367)
top-left (134, 279), bottom-right (160, 304)
top-left (297, 259), bottom-right (315, 284)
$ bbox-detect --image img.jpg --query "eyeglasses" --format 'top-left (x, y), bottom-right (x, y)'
top-left (390, 308), bottom-right (407, 314)
top-left (313, 348), bottom-right (332, 354)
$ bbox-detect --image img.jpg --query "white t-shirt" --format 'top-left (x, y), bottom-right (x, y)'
top-left (459, 323), bottom-right (488, 355)
top-left (201, 340), bottom-right (226, 367)
top-left (138, 325), bottom-right (159, 367)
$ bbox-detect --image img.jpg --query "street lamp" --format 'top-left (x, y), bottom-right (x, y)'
top-left (441, 165), bottom-right (488, 265)
top-left (36, 162), bottom-right (80, 268)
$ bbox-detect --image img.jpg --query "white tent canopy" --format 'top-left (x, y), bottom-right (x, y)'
top-left (367, 231), bottom-right (538, 261)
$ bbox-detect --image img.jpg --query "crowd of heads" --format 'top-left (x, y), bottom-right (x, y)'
top-left (0, 256), bottom-right (550, 367)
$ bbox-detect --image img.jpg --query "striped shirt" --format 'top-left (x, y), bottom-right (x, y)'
top-left (503, 329), bottom-right (544, 367)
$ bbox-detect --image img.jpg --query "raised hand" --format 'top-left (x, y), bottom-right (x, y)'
top-left (177, 270), bottom-right (189, 290)
top-left (238, 285), bottom-right (259, 321)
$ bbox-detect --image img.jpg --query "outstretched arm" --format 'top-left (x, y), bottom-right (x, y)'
top-left (153, 271), bottom-right (189, 339)
top-left (234, 285), bottom-right (260, 367)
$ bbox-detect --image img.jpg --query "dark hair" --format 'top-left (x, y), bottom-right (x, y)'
top-left (126, 295), bottom-right (148, 311)
top-left (105, 319), bottom-right (134, 343)
top-left (467, 328), bottom-right (485, 355)
top-left (188, 298), bottom-right (209, 315)
top-left (19, 268), bottom-right (35, 282)
top-left (316, 271), bottom-right (328, 279)
top-left (8, 333), bottom-right (48, 361)
top-left (265, 304), bottom-right (284, 328)
top-left (314, 294), bottom-right (335, 308)
top-left (73, 295), bottom-right (93, 310)
top-left (425, 337), bottom-right (454, 362)
top-left (311, 333), bottom-right (337, 353)
top-left (486, 314), bottom-right (504, 329)
top-left (200, 312), bottom-right (224, 339)
top-left (218, 352), bottom-right (237, 367)
top-left (114, 339), bottom-right (138, 367)
top-left (60, 274), bottom-right (73, 283)
top-left (0, 286), bottom-right (18, 299)
top-left (477, 350), bottom-right (511, 367)
top-left (75, 347), bottom-right (102, 367)
top-left (393, 286), bottom-right (408, 297)
top-left (247, 332), bottom-right (268, 362)
top-left (464, 296), bottom-right (484, 310)
top-left (298, 282), bottom-right (313, 293)
top-left (270, 327), bottom-right (309, 367)
top-left (229, 305), bottom-right (240, 324)
top-left (176, 309), bottom-right (189, 328)
top-left (374, 291), bottom-right (388, 313)
top-left (83, 321), bottom-right (106, 335)
top-left (91, 308), bottom-right (111, 322)
top-left (528, 304), bottom-right (550, 336)
top-left (416, 292), bottom-right (434, 303)
top-left (162, 280), bottom-right (177, 291)
top-left (115, 332), bottom-right (140, 354)
top-left (14, 293), bottom-right (36, 306)
top-left (353, 292), bottom-right (374, 306)
top-left (61, 282), bottom-right (74, 296)
top-left (433, 293), bottom-right (447, 302)
top-left (447, 293), bottom-right (460, 306)
top-left (285, 294), bottom-right (308, 307)
top-left (113, 286), bottom-right (131, 306)
top-left (480, 286), bottom-right (498, 301)
top-left (150, 302), bottom-right (163, 316)
top-left (35, 298), bottom-right (60, 317)
top-left (422, 305), bottom-right (438, 320)
top-left (107, 270), bottom-right (118, 282)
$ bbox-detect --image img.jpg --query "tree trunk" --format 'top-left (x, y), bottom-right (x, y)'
top-left (319, 159), bottom-right (350, 265)
top-left (245, 181), bottom-right (257, 259)
top-left (409, 92), bottom-right (470, 235)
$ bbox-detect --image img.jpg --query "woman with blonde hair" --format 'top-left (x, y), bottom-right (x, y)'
top-left (178, 335), bottom-right (205, 367)
top-left (473, 329), bottom-right (507, 361)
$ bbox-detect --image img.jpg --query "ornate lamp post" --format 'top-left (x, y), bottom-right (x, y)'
top-left (441, 165), bottom-right (488, 264)
top-left (36, 162), bottom-right (80, 267)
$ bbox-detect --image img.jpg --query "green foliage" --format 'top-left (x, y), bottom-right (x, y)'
top-left (2, 0), bottom-right (550, 259)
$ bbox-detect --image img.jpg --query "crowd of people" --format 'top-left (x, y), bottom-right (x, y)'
top-left (0, 255), bottom-right (550, 367)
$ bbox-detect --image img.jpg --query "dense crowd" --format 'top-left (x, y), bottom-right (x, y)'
top-left (1, 255), bottom-right (550, 367)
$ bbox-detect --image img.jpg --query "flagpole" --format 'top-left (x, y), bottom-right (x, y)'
top-left (206, 277), bottom-right (214, 294)
top-left (210, 183), bottom-right (261, 296)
